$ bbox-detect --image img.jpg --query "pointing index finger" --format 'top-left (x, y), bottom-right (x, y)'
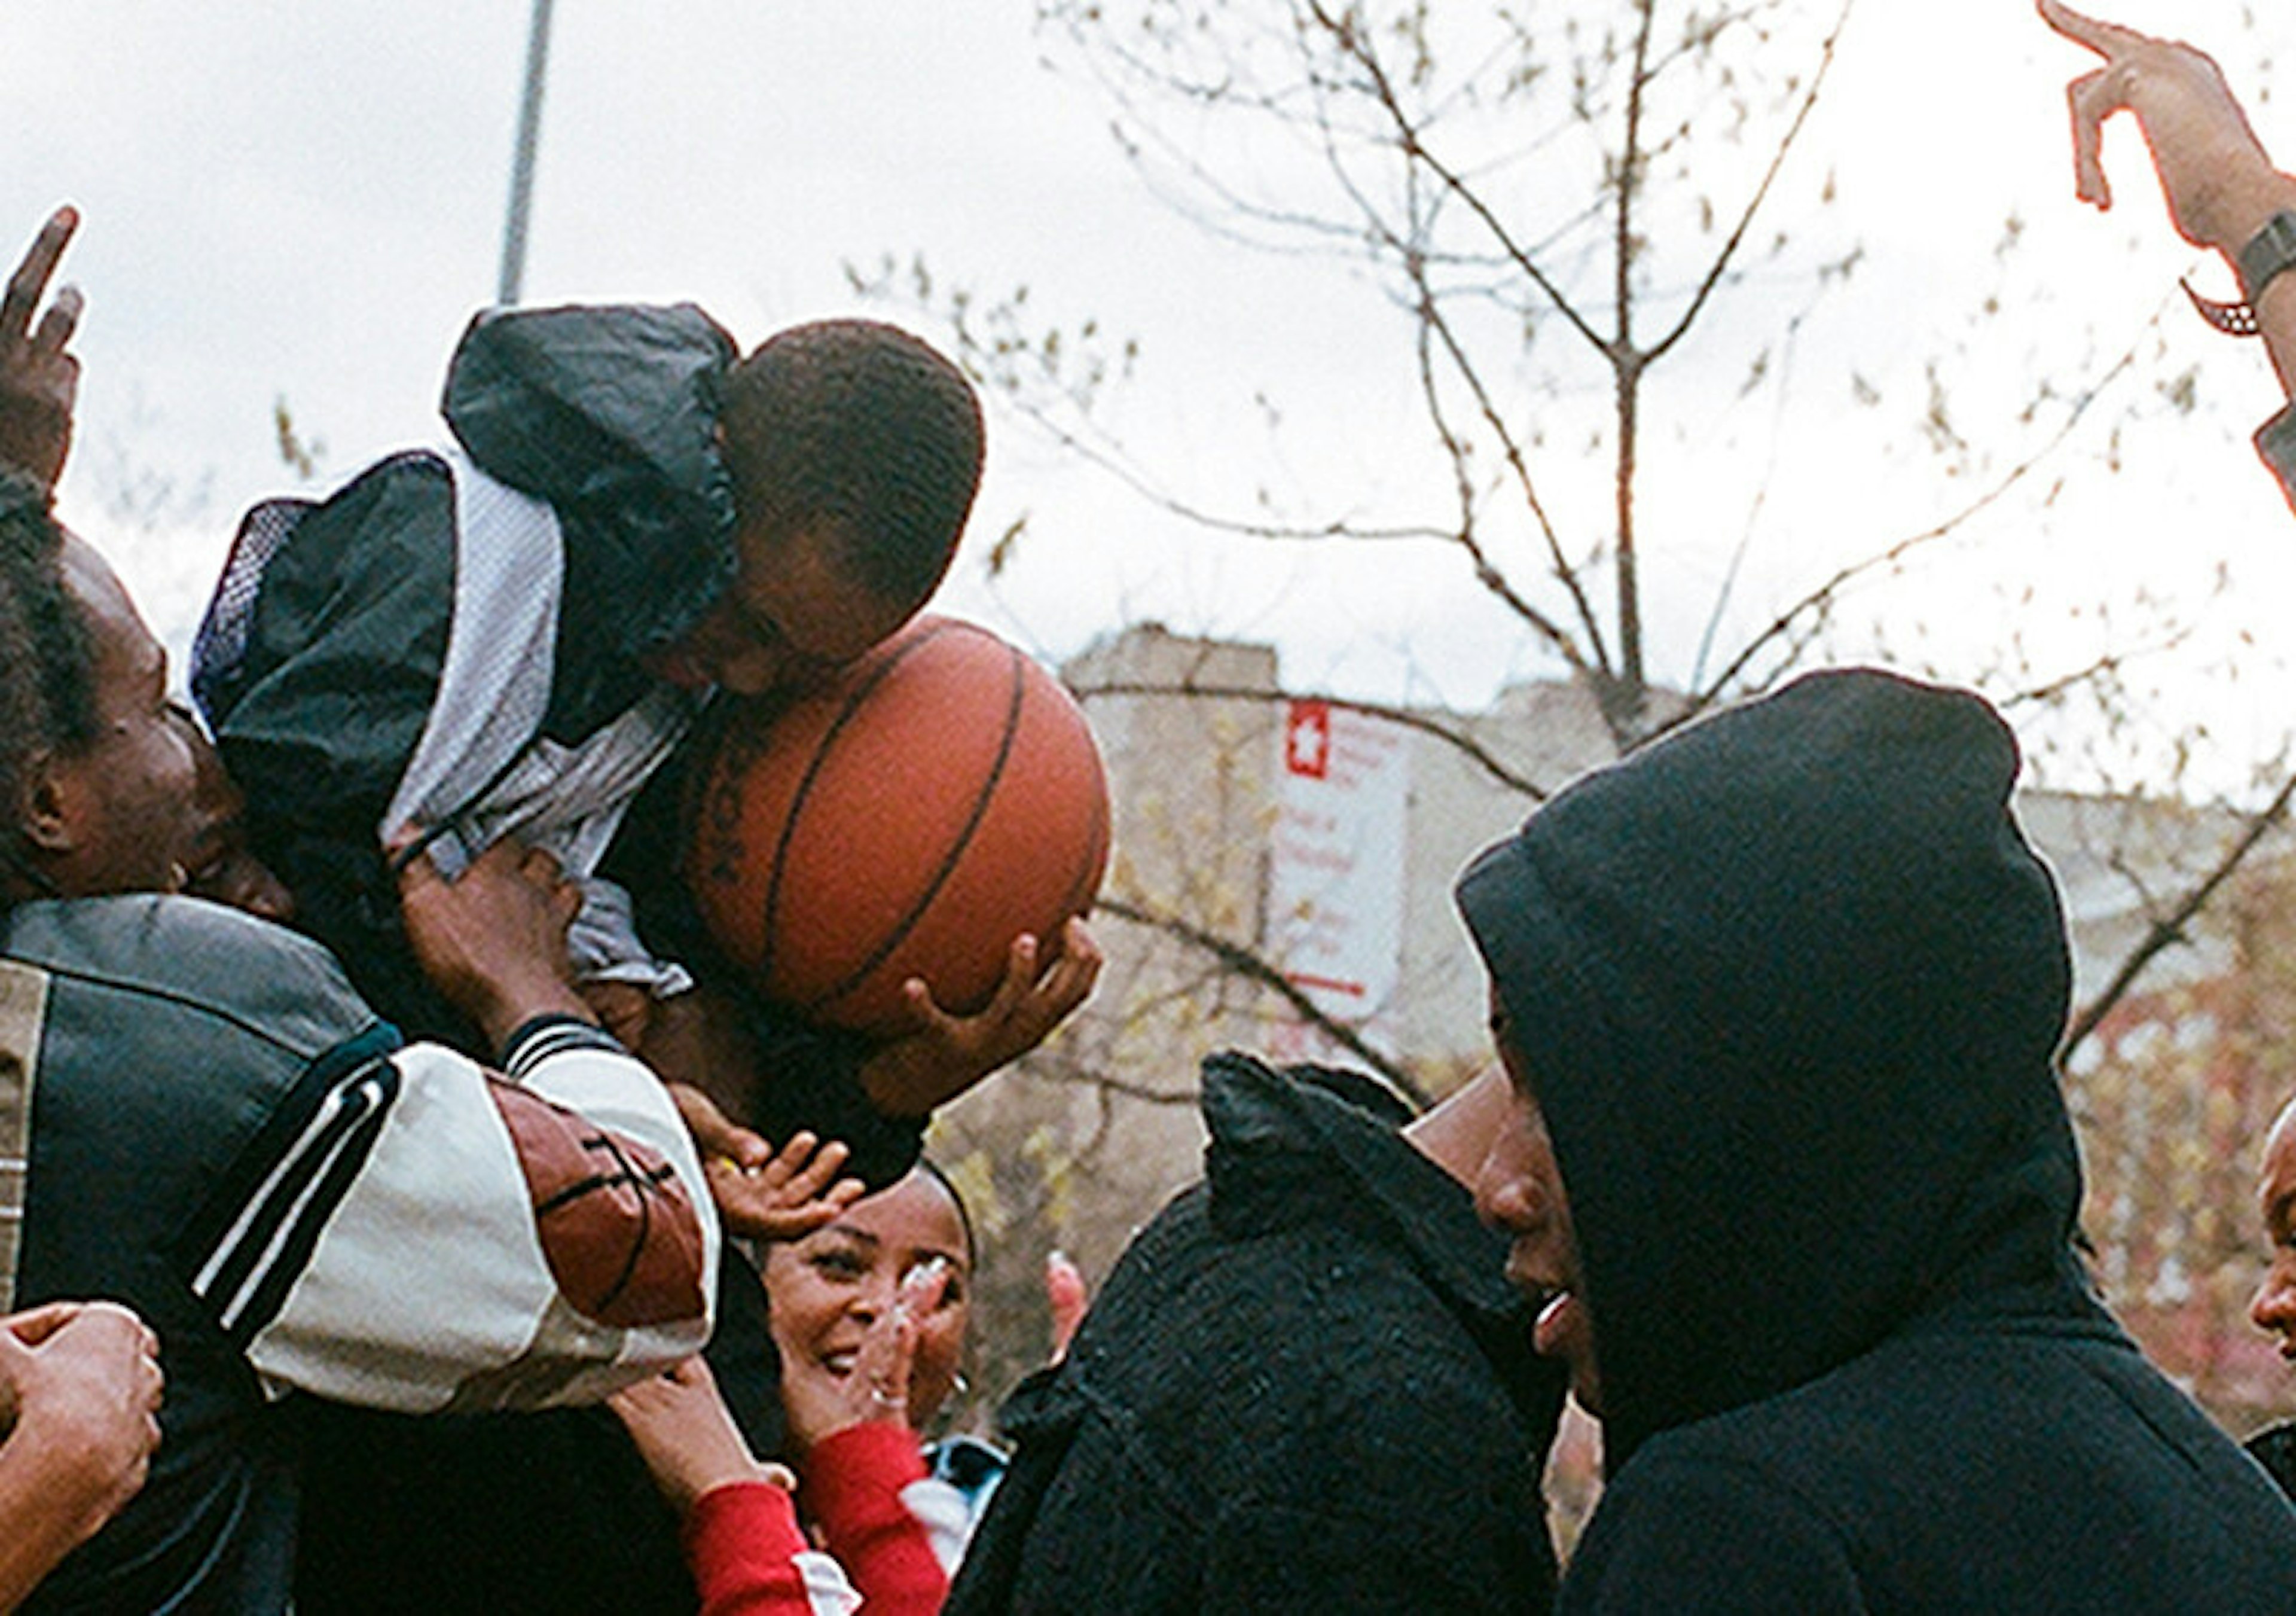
top-left (2, 206), bottom-right (78, 347)
top-left (2037, 0), bottom-right (2146, 62)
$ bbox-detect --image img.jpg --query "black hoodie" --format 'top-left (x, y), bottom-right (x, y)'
top-left (1457, 669), bottom-right (2296, 1611)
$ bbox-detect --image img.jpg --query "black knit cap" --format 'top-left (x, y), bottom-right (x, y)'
top-left (1456, 668), bottom-right (2080, 1471)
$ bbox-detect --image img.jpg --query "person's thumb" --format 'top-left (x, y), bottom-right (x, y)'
top-left (0, 1325), bottom-right (33, 1428)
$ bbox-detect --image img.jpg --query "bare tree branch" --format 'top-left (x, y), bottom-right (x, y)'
top-left (1095, 892), bottom-right (1433, 1107)
top-left (1694, 330), bottom-right (2152, 709)
top-left (1037, 1064), bottom-right (1205, 1108)
top-left (1610, 0), bottom-right (1659, 726)
top-left (1410, 260), bottom-right (1617, 679)
top-left (1072, 676), bottom-right (1556, 798)
top-left (1302, 0), bottom-right (1611, 356)
top-left (1644, 0), bottom-right (1856, 366)
top-left (1283, 4), bottom-right (1623, 681)
top-left (1996, 628), bottom-right (2197, 713)
top-left (2062, 771), bottom-right (2296, 1057)
top-left (1406, 270), bottom-right (1611, 682)
top-left (1692, 316), bottom-right (1806, 688)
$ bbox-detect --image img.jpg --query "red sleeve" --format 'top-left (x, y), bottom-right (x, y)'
top-left (802, 1422), bottom-right (949, 1614)
top-left (683, 1481), bottom-right (818, 1616)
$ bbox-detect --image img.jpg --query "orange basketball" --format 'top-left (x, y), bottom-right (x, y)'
top-left (683, 615), bottom-right (1112, 1035)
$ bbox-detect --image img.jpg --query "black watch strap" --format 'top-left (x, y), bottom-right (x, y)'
top-left (2236, 209), bottom-right (2296, 305)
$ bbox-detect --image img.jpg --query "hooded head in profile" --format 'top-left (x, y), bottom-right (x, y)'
top-left (1457, 667), bottom-right (2080, 1473)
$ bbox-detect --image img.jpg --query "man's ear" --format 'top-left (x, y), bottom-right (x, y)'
top-left (19, 752), bottom-right (77, 856)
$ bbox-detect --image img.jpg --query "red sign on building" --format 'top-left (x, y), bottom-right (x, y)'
top-left (1284, 699), bottom-right (1332, 779)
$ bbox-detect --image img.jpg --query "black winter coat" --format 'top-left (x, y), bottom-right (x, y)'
top-left (947, 1054), bottom-right (1567, 1616)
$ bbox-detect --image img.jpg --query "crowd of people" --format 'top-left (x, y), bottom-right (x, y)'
top-left (7, 2), bottom-right (2296, 1611)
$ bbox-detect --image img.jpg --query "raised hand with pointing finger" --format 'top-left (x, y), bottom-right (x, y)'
top-left (0, 206), bottom-right (84, 492)
top-left (2038, 0), bottom-right (2291, 252)
top-left (2039, 0), bottom-right (2296, 507)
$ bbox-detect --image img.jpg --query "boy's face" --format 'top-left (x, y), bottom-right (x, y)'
top-left (648, 522), bottom-right (915, 697)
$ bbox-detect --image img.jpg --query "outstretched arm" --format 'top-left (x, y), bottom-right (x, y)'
top-left (181, 841), bottom-right (719, 1413)
top-left (612, 1358), bottom-right (865, 1616)
top-left (2040, 0), bottom-right (2296, 497)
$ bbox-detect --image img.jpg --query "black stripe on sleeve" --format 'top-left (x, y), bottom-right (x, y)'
top-left (175, 1022), bottom-right (406, 1347)
top-left (500, 1014), bottom-right (624, 1080)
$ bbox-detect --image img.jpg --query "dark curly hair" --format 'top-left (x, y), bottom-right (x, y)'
top-left (0, 472), bottom-right (97, 902)
top-left (718, 320), bottom-right (984, 608)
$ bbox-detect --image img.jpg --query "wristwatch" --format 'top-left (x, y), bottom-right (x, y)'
top-left (2184, 210), bottom-right (2296, 337)
top-left (2237, 209), bottom-right (2296, 306)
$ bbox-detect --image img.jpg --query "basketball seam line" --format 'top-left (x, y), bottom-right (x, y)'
top-left (758, 620), bottom-right (962, 985)
top-left (532, 1158), bottom-right (676, 1218)
top-left (810, 638), bottom-right (1028, 1017)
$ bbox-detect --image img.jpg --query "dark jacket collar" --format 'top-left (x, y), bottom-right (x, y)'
top-left (1200, 1050), bottom-right (1526, 1333)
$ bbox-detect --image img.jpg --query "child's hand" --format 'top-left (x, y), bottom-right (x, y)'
top-left (710, 1130), bottom-right (866, 1243)
top-left (670, 1084), bottom-right (866, 1242)
top-left (858, 916), bottom-right (1105, 1117)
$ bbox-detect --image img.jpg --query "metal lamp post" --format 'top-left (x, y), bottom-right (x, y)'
top-left (496, 0), bottom-right (555, 306)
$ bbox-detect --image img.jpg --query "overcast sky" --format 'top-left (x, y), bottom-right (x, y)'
top-left (10, 1), bottom-right (2296, 794)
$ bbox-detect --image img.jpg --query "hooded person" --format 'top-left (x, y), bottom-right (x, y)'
top-left (1459, 667), bottom-right (2296, 1609)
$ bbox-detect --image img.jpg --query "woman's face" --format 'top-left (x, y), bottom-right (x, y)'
top-left (764, 1168), bottom-right (973, 1429)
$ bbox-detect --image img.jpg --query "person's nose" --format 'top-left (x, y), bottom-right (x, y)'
top-left (2251, 1260), bottom-right (2296, 1341)
top-left (850, 1271), bottom-right (896, 1325)
top-left (1473, 1149), bottom-right (1546, 1239)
